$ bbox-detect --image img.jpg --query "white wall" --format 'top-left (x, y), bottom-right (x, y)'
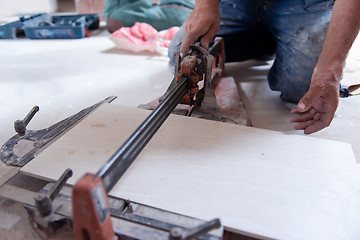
top-left (0, 0), bottom-right (58, 18)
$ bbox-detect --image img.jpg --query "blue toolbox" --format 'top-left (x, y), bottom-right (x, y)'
top-left (0, 20), bottom-right (23, 39)
top-left (0, 13), bottom-right (99, 39)
top-left (0, 14), bottom-right (42, 39)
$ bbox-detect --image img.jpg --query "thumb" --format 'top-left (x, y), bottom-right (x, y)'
top-left (180, 35), bottom-right (194, 57)
top-left (297, 86), bottom-right (322, 112)
top-left (200, 36), bottom-right (211, 50)
top-left (200, 25), bottom-right (218, 50)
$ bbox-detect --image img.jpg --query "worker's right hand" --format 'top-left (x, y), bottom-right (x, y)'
top-left (180, 0), bottom-right (220, 57)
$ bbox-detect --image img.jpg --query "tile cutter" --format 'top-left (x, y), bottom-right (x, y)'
top-left (0, 38), bottom-right (244, 240)
top-left (72, 38), bottom-right (226, 240)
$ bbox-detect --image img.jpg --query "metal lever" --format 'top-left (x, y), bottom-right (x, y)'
top-left (169, 218), bottom-right (221, 240)
top-left (35, 168), bottom-right (73, 216)
top-left (14, 106), bottom-right (39, 135)
top-left (2, 96), bottom-right (116, 167)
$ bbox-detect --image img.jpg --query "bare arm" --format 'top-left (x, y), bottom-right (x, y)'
top-left (291, 0), bottom-right (360, 134)
top-left (180, 0), bottom-right (220, 56)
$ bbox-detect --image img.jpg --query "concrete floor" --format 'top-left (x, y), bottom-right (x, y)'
top-left (0, 15), bottom-right (359, 239)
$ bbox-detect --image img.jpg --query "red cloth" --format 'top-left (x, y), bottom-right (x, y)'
top-left (110, 22), bottom-right (179, 54)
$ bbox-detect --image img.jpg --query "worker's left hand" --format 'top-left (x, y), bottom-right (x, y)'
top-left (290, 70), bottom-right (340, 134)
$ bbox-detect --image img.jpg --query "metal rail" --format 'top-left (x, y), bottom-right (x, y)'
top-left (98, 76), bottom-right (189, 192)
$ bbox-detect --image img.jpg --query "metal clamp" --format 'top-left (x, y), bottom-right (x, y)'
top-left (169, 218), bottom-right (221, 240)
top-left (25, 168), bottom-right (73, 234)
top-left (35, 168), bottom-right (73, 216)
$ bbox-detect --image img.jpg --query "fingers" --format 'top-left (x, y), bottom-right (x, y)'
top-left (291, 85), bottom-right (328, 134)
top-left (290, 109), bottom-right (315, 122)
top-left (291, 70), bottom-right (340, 134)
top-left (180, 20), bottom-right (205, 56)
top-left (294, 120), bottom-right (328, 134)
top-left (303, 123), bottom-right (323, 134)
top-left (296, 86), bottom-right (323, 113)
top-left (180, 4), bottom-right (220, 57)
top-left (180, 24), bottom-right (218, 56)
top-left (200, 24), bottom-right (219, 50)
top-left (292, 108), bottom-right (332, 134)
top-left (180, 27), bottom-right (200, 56)
top-left (293, 120), bottom-right (315, 131)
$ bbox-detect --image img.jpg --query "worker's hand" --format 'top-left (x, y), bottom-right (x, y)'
top-left (290, 69), bottom-right (341, 134)
top-left (180, 0), bottom-right (220, 56)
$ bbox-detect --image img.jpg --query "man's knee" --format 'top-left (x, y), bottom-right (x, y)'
top-left (268, 62), bottom-right (312, 103)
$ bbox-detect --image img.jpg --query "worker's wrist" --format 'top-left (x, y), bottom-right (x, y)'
top-left (196, 0), bottom-right (220, 7)
top-left (193, 0), bottom-right (220, 18)
top-left (312, 61), bottom-right (344, 84)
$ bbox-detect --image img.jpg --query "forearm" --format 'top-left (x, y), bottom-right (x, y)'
top-left (190, 0), bottom-right (220, 20)
top-left (292, 0), bottom-right (360, 134)
top-left (190, 0), bottom-right (220, 19)
top-left (314, 0), bottom-right (360, 80)
top-left (195, 0), bottom-right (220, 6)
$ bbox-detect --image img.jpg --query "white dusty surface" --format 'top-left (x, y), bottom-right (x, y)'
top-left (1, 33), bottom-right (358, 154)
top-left (0, 33), bottom-right (173, 146)
top-left (0, 29), bottom-right (359, 239)
top-left (21, 103), bottom-right (360, 240)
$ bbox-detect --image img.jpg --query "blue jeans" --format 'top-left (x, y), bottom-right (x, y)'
top-left (168, 0), bottom-right (334, 103)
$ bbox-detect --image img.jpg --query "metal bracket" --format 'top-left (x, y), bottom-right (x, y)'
top-left (25, 168), bottom-right (73, 234)
top-left (0, 96), bottom-right (116, 167)
top-left (169, 218), bottom-right (221, 240)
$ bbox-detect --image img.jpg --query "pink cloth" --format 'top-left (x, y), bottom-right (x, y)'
top-left (110, 22), bottom-right (179, 54)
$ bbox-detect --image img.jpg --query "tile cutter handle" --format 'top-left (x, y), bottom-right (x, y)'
top-left (72, 41), bottom-right (224, 240)
top-left (72, 76), bottom-right (189, 240)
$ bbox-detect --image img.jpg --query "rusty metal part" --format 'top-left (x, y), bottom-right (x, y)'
top-left (174, 43), bottom-right (215, 107)
top-left (139, 37), bottom-right (250, 126)
top-left (209, 37), bottom-right (226, 79)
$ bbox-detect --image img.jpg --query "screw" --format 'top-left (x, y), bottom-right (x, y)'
top-left (14, 106), bottom-right (39, 135)
top-left (169, 227), bottom-right (183, 240)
